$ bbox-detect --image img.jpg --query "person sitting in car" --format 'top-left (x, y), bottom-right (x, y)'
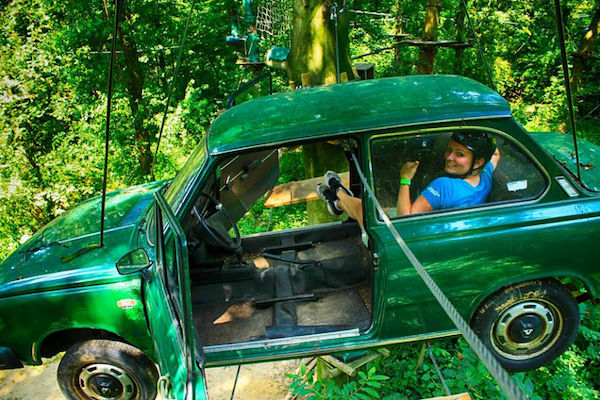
top-left (317, 131), bottom-right (500, 227)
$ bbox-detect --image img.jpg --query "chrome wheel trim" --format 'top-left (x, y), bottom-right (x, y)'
top-left (78, 363), bottom-right (136, 400)
top-left (490, 300), bottom-right (562, 361)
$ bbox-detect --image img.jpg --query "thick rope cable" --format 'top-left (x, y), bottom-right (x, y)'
top-left (351, 154), bottom-right (527, 400)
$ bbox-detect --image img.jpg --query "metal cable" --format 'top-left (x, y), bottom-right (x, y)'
top-left (151, 6), bottom-right (194, 177)
top-left (100, 0), bottom-right (121, 247)
top-left (427, 343), bottom-right (451, 396)
top-left (351, 154), bottom-right (527, 400)
top-left (553, 0), bottom-right (581, 181)
top-left (460, 0), bottom-right (495, 91)
top-left (229, 365), bottom-right (242, 400)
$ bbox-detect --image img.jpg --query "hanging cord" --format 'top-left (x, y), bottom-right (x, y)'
top-left (229, 365), bottom-right (241, 400)
top-left (553, 0), bottom-right (581, 181)
top-left (100, 0), bottom-right (121, 247)
top-left (460, 0), bottom-right (495, 91)
top-left (151, 6), bottom-right (194, 177)
top-left (350, 154), bottom-right (527, 400)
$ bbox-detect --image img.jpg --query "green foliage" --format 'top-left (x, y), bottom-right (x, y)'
top-left (287, 364), bottom-right (389, 399)
top-left (290, 303), bottom-right (600, 399)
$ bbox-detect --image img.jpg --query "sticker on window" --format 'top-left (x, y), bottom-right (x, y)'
top-left (506, 180), bottom-right (528, 192)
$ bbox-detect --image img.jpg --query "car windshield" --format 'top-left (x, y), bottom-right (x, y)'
top-left (164, 142), bottom-right (207, 213)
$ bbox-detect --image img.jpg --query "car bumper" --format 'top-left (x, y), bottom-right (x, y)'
top-left (0, 347), bottom-right (23, 369)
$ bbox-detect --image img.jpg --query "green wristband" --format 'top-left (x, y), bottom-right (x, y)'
top-left (400, 178), bottom-right (411, 186)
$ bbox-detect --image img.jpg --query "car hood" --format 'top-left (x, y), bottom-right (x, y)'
top-left (0, 181), bottom-right (165, 296)
top-left (529, 132), bottom-right (600, 191)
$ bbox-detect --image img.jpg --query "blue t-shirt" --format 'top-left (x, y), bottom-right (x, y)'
top-left (421, 162), bottom-right (494, 210)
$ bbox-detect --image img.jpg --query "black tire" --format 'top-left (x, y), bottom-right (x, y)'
top-left (57, 339), bottom-right (158, 400)
top-left (471, 279), bottom-right (580, 372)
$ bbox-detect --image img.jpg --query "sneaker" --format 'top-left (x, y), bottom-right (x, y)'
top-left (324, 171), bottom-right (353, 197)
top-left (316, 183), bottom-right (343, 216)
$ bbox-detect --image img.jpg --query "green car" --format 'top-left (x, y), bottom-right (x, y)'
top-left (1, 75), bottom-right (599, 400)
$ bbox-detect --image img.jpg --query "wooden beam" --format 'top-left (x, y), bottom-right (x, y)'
top-left (397, 39), bottom-right (473, 48)
top-left (264, 172), bottom-right (350, 208)
top-left (419, 394), bottom-right (471, 400)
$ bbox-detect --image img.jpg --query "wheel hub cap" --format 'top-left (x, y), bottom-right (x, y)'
top-left (491, 301), bottom-right (561, 360)
top-left (78, 363), bottom-right (135, 400)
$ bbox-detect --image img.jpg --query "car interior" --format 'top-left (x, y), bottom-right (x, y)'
top-left (183, 140), bottom-right (374, 346)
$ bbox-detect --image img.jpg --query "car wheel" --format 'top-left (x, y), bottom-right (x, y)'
top-left (471, 279), bottom-right (580, 372)
top-left (57, 339), bottom-right (158, 400)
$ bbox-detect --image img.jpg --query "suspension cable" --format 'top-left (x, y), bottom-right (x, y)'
top-left (100, 0), bottom-right (121, 247)
top-left (460, 0), bottom-right (495, 91)
top-left (151, 6), bottom-right (194, 177)
top-left (553, 0), bottom-right (581, 181)
top-left (351, 154), bottom-right (527, 400)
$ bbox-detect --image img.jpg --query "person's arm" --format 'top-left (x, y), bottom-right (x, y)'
top-left (396, 161), bottom-right (433, 215)
top-left (490, 147), bottom-right (500, 170)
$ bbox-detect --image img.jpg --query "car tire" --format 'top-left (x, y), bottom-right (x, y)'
top-left (57, 339), bottom-right (158, 400)
top-left (471, 279), bottom-right (580, 372)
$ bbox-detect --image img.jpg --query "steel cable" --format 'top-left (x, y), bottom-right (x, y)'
top-left (351, 154), bottom-right (527, 400)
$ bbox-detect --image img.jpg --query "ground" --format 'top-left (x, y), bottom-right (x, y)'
top-left (0, 354), bottom-right (297, 400)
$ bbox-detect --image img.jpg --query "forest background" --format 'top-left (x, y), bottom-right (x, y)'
top-left (1, 0), bottom-right (599, 398)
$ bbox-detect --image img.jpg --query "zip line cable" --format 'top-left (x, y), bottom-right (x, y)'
top-left (151, 6), bottom-right (194, 177)
top-left (553, 0), bottom-right (581, 181)
top-left (460, 0), bottom-right (496, 91)
top-left (100, 0), bottom-right (121, 247)
top-left (350, 154), bottom-right (528, 400)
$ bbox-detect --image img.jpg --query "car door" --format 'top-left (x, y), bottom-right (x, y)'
top-left (365, 127), bottom-right (553, 338)
top-left (143, 192), bottom-right (208, 400)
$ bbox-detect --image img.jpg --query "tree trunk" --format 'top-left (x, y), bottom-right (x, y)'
top-left (118, 2), bottom-right (153, 177)
top-left (288, 0), bottom-right (354, 224)
top-left (417, 0), bottom-right (440, 74)
top-left (288, 0), bottom-right (353, 86)
top-left (571, 4), bottom-right (600, 92)
top-left (454, 7), bottom-right (466, 75)
top-left (393, 1), bottom-right (403, 64)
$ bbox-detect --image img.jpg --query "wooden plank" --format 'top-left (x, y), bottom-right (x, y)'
top-left (419, 393), bottom-right (471, 400)
top-left (264, 172), bottom-right (350, 208)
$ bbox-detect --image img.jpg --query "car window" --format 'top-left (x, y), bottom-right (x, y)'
top-left (371, 130), bottom-right (547, 217)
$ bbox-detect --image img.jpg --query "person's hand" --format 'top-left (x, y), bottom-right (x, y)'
top-left (400, 161), bottom-right (420, 180)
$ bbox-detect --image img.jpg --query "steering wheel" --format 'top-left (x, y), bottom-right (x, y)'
top-left (193, 192), bottom-right (241, 252)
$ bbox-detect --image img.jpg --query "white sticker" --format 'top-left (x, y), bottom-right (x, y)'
top-left (506, 180), bottom-right (528, 192)
top-left (117, 299), bottom-right (138, 310)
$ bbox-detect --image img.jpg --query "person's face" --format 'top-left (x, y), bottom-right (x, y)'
top-left (444, 140), bottom-right (475, 175)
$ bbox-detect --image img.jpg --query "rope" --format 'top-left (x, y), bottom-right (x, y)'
top-left (151, 6), bottom-right (194, 177)
top-left (553, 0), bottom-right (581, 181)
top-left (100, 0), bottom-right (121, 247)
top-left (350, 154), bottom-right (527, 400)
top-left (460, 0), bottom-right (495, 91)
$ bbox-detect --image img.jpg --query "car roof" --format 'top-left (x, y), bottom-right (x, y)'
top-left (207, 75), bottom-right (511, 155)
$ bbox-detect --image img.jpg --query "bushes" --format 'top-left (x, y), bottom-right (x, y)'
top-left (287, 303), bottom-right (600, 399)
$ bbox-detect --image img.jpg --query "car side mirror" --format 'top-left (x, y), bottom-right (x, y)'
top-left (116, 248), bottom-right (152, 278)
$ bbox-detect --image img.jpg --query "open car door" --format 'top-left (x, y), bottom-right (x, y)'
top-left (143, 192), bottom-right (207, 400)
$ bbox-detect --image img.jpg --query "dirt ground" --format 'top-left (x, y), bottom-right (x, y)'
top-left (0, 354), bottom-right (298, 400)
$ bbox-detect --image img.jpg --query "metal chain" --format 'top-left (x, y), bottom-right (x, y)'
top-left (351, 154), bottom-right (527, 400)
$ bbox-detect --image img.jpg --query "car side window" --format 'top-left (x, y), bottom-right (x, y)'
top-left (371, 131), bottom-right (548, 217)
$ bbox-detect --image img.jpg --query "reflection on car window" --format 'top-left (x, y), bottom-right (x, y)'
top-left (371, 131), bottom-right (547, 217)
top-left (164, 143), bottom-right (207, 213)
